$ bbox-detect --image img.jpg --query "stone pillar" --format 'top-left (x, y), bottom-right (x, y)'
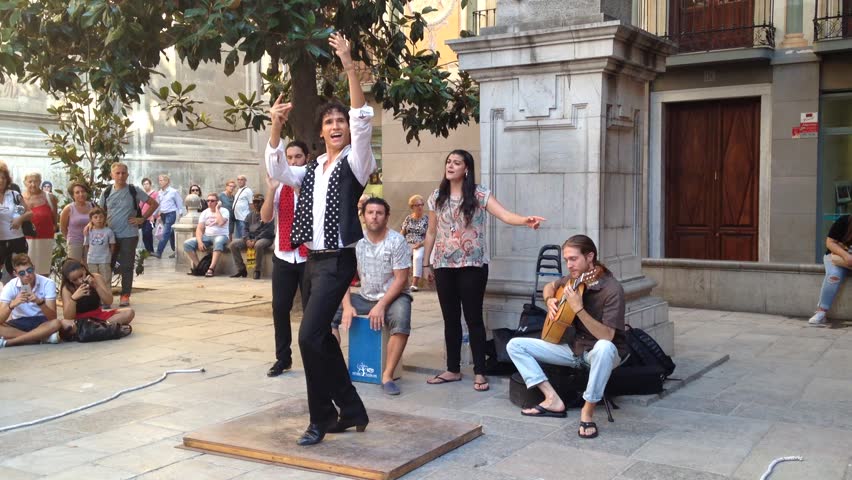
top-left (448, 0), bottom-right (677, 352)
top-left (174, 194), bottom-right (201, 271)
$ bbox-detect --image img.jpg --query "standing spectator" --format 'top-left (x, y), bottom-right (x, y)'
top-left (153, 174), bottom-right (185, 259)
top-left (83, 207), bottom-right (116, 280)
top-left (218, 179), bottom-right (236, 237)
top-left (183, 193), bottom-right (229, 277)
top-left (189, 184), bottom-right (205, 212)
top-left (41, 181), bottom-right (60, 221)
top-left (60, 182), bottom-right (94, 262)
top-left (401, 194), bottom-right (428, 291)
top-left (0, 253), bottom-right (60, 348)
top-left (100, 162), bottom-right (159, 307)
top-left (139, 178), bottom-right (158, 254)
top-left (259, 140), bottom-right (310, 377)
top-left (22, 172), bottom-right (56, 275)
top-left (422, 150), bottom-right (545, 392)
top-left (0, 162), bottom-right (30, 276)
top-left (232, 175), bottom-right (253, 239)
top-left (229, 194), bottom-right (274, 279)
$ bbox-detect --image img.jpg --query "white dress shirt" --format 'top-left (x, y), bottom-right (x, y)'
top-left (155, 186), bottom-right (185, 215)
top-left (272, 184), bottom-right (307, 264)
top-left (265, 105), bottom-right (376, 250)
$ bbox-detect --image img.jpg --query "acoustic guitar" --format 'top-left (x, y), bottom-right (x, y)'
top-left (541, 266), bottom-right (602, 344)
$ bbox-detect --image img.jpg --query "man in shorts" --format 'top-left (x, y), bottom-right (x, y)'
top-left (0, 253), bottom-right (60, 347)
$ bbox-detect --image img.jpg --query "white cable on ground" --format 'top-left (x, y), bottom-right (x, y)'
top-left (760, 455), bottom-right (803, 480)
top-left (0, 368), bottom-right (205, 433)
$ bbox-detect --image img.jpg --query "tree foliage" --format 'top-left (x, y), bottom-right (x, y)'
top-left (1, 0), bottom-right (479, 153)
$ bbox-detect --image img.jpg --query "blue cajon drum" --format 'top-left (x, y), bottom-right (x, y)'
top-left (347, 316), bottom-right (401, 384)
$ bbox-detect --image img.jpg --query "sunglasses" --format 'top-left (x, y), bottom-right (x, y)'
top-left (207, 199), bottom-right (218, 203)
top-left (16, 267), bottom-right (34, 277)
top-left (190, 189), bottom-right (200, 193)
top-left (412, 203), bottom-right (424, 207)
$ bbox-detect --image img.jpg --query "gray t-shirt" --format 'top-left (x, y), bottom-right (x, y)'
top-left (100, 185), bottom-right (150, 239)
top-left (84, 227), bottom-right (116, 264)
top-left (356, 229), bottom-right (411, 302)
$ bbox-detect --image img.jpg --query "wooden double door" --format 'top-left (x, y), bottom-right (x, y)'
top-left (665, 98), bottom-right (759, 261)
top-left (670, 0), bottom-right (755, 52)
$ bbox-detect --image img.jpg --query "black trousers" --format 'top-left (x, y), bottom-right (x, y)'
top-left (272, 255), bottom-right (306, 364)
top-left (434, 265), bottom-right (489, 375)
top-left (299, 249), bottom-right (366, 425)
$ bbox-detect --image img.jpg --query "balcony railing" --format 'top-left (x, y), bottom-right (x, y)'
top-left (471, 8), bottom-right (496, 35)
top-left (814, 0), bottom-right (852, 40)
top-left (636, 0), bottom-right (775, 53)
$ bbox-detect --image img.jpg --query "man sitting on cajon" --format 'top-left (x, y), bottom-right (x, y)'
top-left (332, 197), bottom-right (412, 396)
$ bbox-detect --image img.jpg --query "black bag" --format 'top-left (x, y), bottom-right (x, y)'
top-left (517, 302), bottom-right (547, 335)
top-left (75, 319), bottom-right (129, 342)
top-left (12, 192), bottom-right (37, 237)
top-left (624, 325), bottom-right (676, 379)
top-left (191, 253), bottom-right (213, 276)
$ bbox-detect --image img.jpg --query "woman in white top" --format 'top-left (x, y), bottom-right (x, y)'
top-left (0, 162), bottom-right (31, 276)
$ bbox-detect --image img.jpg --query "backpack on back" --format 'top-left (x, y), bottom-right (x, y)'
top-left (191, 254), bottom-right (213, 276)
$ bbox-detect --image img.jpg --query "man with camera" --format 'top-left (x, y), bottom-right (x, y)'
top-left (0, 253), bottom-right (60, 347)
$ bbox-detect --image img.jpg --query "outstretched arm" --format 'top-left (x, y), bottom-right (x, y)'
top-left (485, 195), bottom-right (545, 229)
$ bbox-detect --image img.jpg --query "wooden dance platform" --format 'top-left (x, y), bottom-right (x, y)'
top-left (182, 398), bottom-right (483, 480)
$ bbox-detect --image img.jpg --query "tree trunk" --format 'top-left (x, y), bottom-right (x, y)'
top-left (288, 56), bottom-right (325, 158)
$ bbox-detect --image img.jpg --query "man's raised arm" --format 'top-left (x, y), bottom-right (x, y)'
top-left (265, 94), bottom-right (307, 187)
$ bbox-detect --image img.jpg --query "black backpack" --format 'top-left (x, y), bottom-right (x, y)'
top-left (191, 254), bottom-right (213, 276)
top-left (623, 325), bottom-right (676, 379)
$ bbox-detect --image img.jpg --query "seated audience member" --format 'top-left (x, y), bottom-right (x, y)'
top-left (809, 214), bottom-right (852, 327)
top-left (506, 235), bottom-right (627, 439)
top-left (59, 259), bottom-right (134, 335)
top-left (183, 193), bottom-right (230, 277)
top-left (228, 194), bottom-right (274, 279)
top-left (332, 198), bottom-right (412, 396)
top-left (0, 253), bottom-right (60, 347)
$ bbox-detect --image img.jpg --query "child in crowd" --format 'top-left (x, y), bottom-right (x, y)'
top-left (83, 207), bottom-right (116, 281)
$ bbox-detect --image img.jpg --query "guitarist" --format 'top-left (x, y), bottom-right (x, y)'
top-left (506, 235), bottom-right (627, 439)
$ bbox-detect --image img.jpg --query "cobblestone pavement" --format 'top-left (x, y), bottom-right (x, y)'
top-left (1, 259), bottom-right (851, 479)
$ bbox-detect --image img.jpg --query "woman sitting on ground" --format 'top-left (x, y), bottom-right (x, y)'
top-left (59, 259), bottom-right (134, 334)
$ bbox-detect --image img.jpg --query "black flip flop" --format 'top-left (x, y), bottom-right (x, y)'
top-left (426, 374), bottom-right (462, 385)
top-left (473, 381), bottom-right (490, 392)
top-left (578, 421), bottom-right (598, 439)
top-left (522, 404), bottom-right (567, 418)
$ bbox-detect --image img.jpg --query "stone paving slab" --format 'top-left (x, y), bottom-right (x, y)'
top-left (2, 261), bottom-right (852, 479)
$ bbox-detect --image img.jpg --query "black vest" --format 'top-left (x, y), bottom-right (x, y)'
top-left (291, 155), bottom-right (366, 248)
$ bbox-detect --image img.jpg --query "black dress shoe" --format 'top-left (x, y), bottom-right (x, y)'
top-left (327, 415), bottom-right (369, 433)
top-left (253, 271), bottom-right (261, 280)
top-left (230, 269), bottom-right (247, 278)
top-left (266, 360), bottom-right (292, 377)
top-left (296, 423), bottom-right (327, 446)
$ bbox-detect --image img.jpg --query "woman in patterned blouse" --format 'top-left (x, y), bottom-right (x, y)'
top-left (422, 149), bottom-right (545, 392)
top-left (400, 194), bottom-right (428, 291)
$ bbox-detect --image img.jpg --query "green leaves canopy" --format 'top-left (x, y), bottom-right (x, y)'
top-left (0, 0), bottom-right (479, 148)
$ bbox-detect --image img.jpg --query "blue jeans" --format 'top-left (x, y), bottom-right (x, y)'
top-left (331, 292), bottom-right (413, 335)
top-left (156, 211), bottom-right (177, 255)
top-left (818, 254), bottom-right (850, 310)
top-left (507, 337), bottom-right (620, 403)
top-left (234, 219), bottom-right (246, 239)
top-left (141, 220), bottom-right (154, 253)
top-left (183, 235), bottom-right (228, 252)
